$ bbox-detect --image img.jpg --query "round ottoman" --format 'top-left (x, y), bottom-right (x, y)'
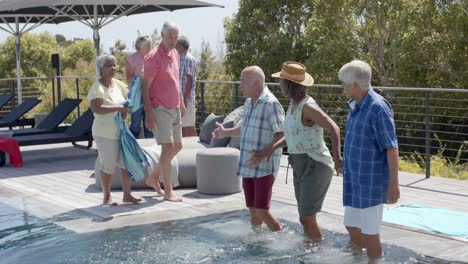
top-left (196, 147), bottom-right (241, 195)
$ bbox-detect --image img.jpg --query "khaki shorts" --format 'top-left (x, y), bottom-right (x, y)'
top-left (288, 153), bottom-right (333, 217)
top-left (181, 101), bottom-right (196, 127)
top-left (152, 106), bottom-right (182, 144)
top-left (94, 136), bottom-right (124, 174)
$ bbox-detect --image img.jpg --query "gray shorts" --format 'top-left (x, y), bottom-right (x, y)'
top-left (288, 153), bottom-right (333, 216)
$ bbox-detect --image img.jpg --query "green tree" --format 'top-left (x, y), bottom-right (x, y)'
top-left (109, 40), bottom-right (127, 77)
top-left (224, 0), bottom-right (315, 80)
top-left (61, 38), bottom-right (95, 71)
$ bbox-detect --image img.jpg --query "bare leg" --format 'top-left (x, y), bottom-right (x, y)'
top-left (346, 226), bottom-right (365, 249)
top-left (161, 143), bottom-right (183, 202)
top-left (121, 169), bottom-right (142, 203)
top-left (254, 208), bottom-right (281, 232)
top-left (248, 207), bottom-right (263, 227)
top-left (100, 170), bottom-right (117, 206)
top-left (145, 165), bottom-right (164, 195)
top-left (182, 127), bottom-right (197, 137)
top-left (363, 234), bottom-right (382, 260)
top-left (300, 215), bottom-right (323, 241)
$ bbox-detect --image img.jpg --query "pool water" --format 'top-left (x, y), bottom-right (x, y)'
top-left (0, 203), bottom-right (465, 264)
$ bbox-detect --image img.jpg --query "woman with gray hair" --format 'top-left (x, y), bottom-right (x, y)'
top-left (88, 54), bottom-right (142, 206)
top-left (125, 35), bottom-right (153, 138)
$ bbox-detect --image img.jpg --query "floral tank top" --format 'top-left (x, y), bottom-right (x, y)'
top-left (284, 95), bottom-right (335, 172)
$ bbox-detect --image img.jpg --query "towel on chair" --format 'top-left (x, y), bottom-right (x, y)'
top-left (0, 136), bottom-right (23, 167)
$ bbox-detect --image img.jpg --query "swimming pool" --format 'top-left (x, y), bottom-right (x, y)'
top-left (0, 203), bottom-right (463, 264)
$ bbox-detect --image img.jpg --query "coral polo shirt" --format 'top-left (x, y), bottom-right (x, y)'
top-left (143, 44), bottom-right (180, 109)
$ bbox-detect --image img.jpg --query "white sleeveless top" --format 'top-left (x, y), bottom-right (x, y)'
top-left (284, 95), bottom-right (335, 172)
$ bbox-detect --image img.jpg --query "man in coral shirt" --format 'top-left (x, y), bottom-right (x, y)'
top-left (142, 21), bottom-right (186, 202)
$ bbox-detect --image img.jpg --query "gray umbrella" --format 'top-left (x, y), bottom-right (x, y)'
top-left (0, 0), bottom-right (222, 103)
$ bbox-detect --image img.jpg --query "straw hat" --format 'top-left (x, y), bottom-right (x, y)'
top-left (272, 61), bottom-right (314, 86)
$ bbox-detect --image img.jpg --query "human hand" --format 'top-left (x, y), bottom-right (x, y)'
top-left (118, 105), bottom-right (128, 119)
top-left (247, 148), bottom-right (273, 168)
top-left (386, 183), bottom-right (400, 204)
top-left (334, 156), bottom-right (343, 176)
top-left (180, 104), bottom-right (187, 117)
top-left (212, 122), bottom-right (226, 138)
top-left (145, 111), bottom-right (155, 132)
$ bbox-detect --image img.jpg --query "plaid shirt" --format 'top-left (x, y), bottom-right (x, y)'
top-left (237, 87), bottom-right (285, 178)
top-left (179, 51), bottom-right (197, 102)
top-left (343, 89), bottom-right (398, 208)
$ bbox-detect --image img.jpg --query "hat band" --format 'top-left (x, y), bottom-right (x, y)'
top-left (280, 72), bottom-right (305, 82)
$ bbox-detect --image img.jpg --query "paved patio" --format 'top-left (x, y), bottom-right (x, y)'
top-left (0, 142), bottom-right (467, 262)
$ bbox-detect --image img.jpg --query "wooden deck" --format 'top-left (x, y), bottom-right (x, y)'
top-left (1, 142), bottom-right (467, 261)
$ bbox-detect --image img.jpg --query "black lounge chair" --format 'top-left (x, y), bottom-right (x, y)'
top-left (13, 108), bottom-right (94, 148)
top-left (11, 98), bottom-right (82, 137)
top-left (0, 98), bottom-right (41, 129)
top-left (0, 93), bottom-right (14, 111)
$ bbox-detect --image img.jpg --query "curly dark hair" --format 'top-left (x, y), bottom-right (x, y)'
top-left (279, 79), bottom-right (307, 103)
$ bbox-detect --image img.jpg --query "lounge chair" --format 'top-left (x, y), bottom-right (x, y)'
top-left (11, 98), bottom-right (82, 136)
top-left (12, 108), bottom-right (94, 148)
top-left (0, 93), bottom-right (14, 111)
top-left (0, 98), bottom-right (41, 129)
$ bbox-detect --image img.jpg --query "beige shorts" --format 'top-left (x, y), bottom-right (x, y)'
top-left (153, 106), bottom-right (182, 144)
top-left (94, 136), bottom-right (124, 174)
top-left (182, 101), bottom-right (196, 127)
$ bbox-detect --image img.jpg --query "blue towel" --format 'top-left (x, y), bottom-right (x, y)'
top-left (125, 75), bottom-right (143, 114)
top-left (116, 112), bottom-right (148, 182)
top-left (383, 204), bottom-right (468, 238)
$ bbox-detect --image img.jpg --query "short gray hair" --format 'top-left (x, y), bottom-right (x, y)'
top-left (338, 60), bottom-right (372, 90)
top-left (135, 35), bottom-right (151, 51)
top-left (162, 21), bottom-right (179, 35)
top-left (176, 36), bottom-right (190, 49)
top-left (97, 54), bottom-right (116, 77)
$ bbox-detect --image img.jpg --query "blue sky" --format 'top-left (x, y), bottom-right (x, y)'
top-left (0, 1), bottom-right (239, 59)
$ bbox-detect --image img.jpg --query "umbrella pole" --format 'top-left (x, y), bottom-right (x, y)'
top-left (93, 28), bottom-right (100, 80)
top-left (15, 18), bottom-right (23, 104)
top-left (93, 5), bottom-right (100, 80)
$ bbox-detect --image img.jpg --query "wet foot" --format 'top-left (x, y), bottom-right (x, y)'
top-left (164, 192), bottom-right (182, 202)
top-left (146, 176), bottom-right (165, 196)
top-left (123, 195), bottom-right (142, 203)
top-left (103, 196), bottom-right (118, 206)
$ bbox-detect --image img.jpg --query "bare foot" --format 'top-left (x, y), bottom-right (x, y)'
top-left (103, 196), bottom-right (118, 206)
top-left (145, 176), bottom-right (165, 196)
top-left (123, 194), bottom-right (142, 204)
top-left (164, 192), bottom-right (182, 202)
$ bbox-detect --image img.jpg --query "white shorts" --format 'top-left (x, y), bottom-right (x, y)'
top-left (344, 204), bottom-right (384, 235)
top-left (181, 101), bottom-right (196, 127)
top-left (94, 136), bottom-right (124, 174)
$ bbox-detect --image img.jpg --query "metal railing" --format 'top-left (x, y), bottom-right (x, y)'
top-left (1, 77), bottom-right (466, 178)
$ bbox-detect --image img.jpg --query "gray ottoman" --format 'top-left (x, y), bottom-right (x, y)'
top-left (196, 147), bottom-right (241, 195)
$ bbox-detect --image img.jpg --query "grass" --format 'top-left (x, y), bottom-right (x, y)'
top-left (400, 138), bottom-right (467, 181)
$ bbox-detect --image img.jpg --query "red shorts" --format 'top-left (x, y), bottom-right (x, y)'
top-left (242, 174), bottom-right (275, 209)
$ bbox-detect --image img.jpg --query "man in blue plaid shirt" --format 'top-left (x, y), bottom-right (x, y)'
top-left (339, 60), bottom-right (400, 261)
top-left (213, 66), bottom-right (285, 232)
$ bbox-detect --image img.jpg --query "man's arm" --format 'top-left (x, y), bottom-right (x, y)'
top-left (212, 122), bottom-right (241, 138)
top-left (142, 76), bottom-right (155, 131)
top-left (184, 74), bottom-right (193, 105)
top-left (124, 60), bottom-right (134, 85)
top-left (386, 147), bottom-right (400, 204)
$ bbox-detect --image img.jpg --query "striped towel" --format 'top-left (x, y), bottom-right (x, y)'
top-left (125, 75), bottom-right (143, 113)
top-left (116, 112), bottom-right (148, 182)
